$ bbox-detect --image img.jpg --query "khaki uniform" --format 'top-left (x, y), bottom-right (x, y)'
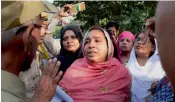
top-left (19, 51), bottom-right (41, 101)
top-left (1, 1), bottom-right (50, 31)
top-left (1, 1), bottom-right (57, 102)
top-left (2, 70), bottom-right (26, 102)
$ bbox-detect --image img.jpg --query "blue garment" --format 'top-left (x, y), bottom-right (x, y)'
top-left (151, 76), bottom-right (174, 102)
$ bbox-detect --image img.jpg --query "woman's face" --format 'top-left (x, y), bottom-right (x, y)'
top-left (62, 30), bottom-right (80, 52)
top-left (134, 33), bottom-right (154, 57)
top-left (119, 38), bottom-right (133, 52)
top-left (84, 29), bottom-right (108, 63)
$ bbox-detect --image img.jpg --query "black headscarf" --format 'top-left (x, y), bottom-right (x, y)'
top-left (57, 24), bottom-right (83, 74)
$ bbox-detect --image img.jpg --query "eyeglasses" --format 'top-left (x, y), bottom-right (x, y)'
top-left (135, 37), bottom-right (151, 44)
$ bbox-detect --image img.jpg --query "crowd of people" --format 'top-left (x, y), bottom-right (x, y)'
top-left (1, 1), bottom-right (175, 102)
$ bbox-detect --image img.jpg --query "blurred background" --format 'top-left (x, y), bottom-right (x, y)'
top-left (51, 1), bottom-right (157, 34)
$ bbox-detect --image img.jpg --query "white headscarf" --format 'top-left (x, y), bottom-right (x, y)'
top-left (126, 39), bottom-right (165, 102)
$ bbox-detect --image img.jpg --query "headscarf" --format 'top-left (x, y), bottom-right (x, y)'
top-left (116, 31), bottom-right (135, 63)
top-left (126, 39), bottom-right (165, 102)
top-left (59, 26), bottom-right (131, 102)
top-left (60, 24), bottom-right (83, 56)
top-left (82, 26), bottom-right (114, 61)
top-left (56, 24), bottom-right (83, 74)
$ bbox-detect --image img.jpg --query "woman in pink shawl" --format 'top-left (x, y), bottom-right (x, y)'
top-left (59, 26), bottom-right (131, 102)
top-left (116, 31), bottom-right (135, 64)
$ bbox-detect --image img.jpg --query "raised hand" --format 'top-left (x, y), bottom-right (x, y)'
top-left (145, 17), bottom-right (156, 38)
top-left (58, 4), bottom-right (74, 18)
top-left (33, 58), bottom-right (63, 102)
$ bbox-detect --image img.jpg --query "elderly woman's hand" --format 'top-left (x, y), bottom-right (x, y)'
top-left (33, 58), bottom-right (63, 102)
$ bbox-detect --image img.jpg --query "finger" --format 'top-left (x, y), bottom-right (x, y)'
top-left (39, 71), bottom-right (47, 86)
top-left (146, 18), bottom-right (155, 27)
top-left (64, 12), bottom-right (73, 17)
top-left (54, 71), bottom-right (63, 84)
top-left (143, 30), bottom-right (149, 44)
top-left (68, 13), bottom-right (74, 16)
top-left (63, 4), bottom-right (73, 9)
top-left (47, 58), bottom-right (57, 75)
top-left (43, 58), bottom-right (54, 75)
top-left (50, 61), bottom-right (61, 78)
top-left (41, 68), bottom-right (45, 73)
top-left (42, 67), bottom-right (47, 75)
top-left (145, 22), bottom-right (150, 26)
top-left (47, 59), bottom-right (53, 66)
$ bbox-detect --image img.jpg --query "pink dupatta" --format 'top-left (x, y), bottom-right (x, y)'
top-left (59, 28), bottom-right (131, 102)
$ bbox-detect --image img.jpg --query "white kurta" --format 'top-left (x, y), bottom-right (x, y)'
top-left (126, 39), bottom-right (165, 102)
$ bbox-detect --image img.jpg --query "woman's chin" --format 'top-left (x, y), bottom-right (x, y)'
top-left (121, 49), bottom-right (130, 52)
top-left (67, 48), bottom-right (77, 52)
top-left (87, 57), bottom-right (97, 63)
top-left (87, 57), bottom-right (105, 64)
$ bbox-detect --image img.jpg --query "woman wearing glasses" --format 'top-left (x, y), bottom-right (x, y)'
top-left (126, 32), bottom-right (165, 102)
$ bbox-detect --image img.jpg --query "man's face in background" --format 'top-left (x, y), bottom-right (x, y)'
top-left (108, 26), bottom-right (118, 37)
top-left (107, 26), bottom-right (119, 42)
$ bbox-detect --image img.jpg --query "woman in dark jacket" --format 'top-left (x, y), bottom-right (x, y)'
top-left (56, 24), bottom-right (83, 74)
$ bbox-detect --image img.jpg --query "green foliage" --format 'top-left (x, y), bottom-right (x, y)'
top-left (53, 1), bottom-right (157, 34)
